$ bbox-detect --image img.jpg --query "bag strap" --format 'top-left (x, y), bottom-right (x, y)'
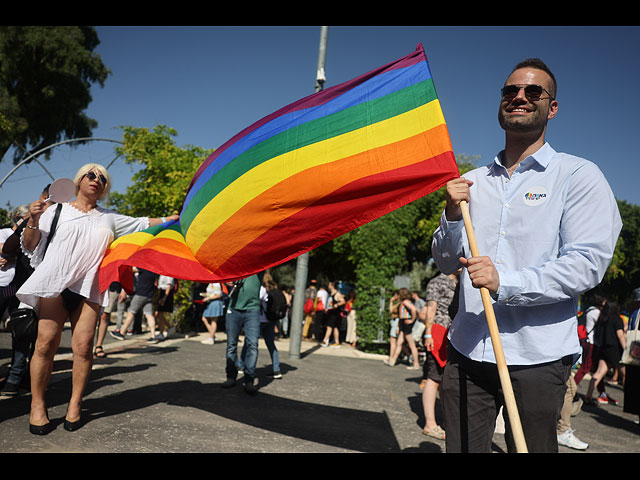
top-left (631, 310), bottom-right (640, 332)
top-left (42, 203), bottom-right (62, 257)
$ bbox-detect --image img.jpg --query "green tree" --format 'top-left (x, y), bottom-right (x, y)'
top-left (0, 26), bottom-right (110, 163)
top-left (107, 125), bottom-right (211, 217)
top-left (107, 125), bottom-right (213, 330)
top-left (599, 199), bottom-right (640, 305)
top-left (0, 206), bottom-right (11, 228)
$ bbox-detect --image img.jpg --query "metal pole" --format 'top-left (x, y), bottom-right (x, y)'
top-left (0, 137), bottom-right (123, 188)
top-left (289, 26), bottom-right (328, 360)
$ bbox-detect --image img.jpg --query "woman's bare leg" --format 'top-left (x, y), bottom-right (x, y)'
top-left (66, 300), bottom-right (100, 421)
top-left (29, 296), bottom-right (68, 426)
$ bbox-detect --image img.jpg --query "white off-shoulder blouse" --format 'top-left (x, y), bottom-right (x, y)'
top-left (17, 202), bottom-right (149, 310)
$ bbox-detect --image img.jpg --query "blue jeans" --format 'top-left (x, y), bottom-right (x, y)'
top-left (259, 321), bottom-right (280, 374)
top-left (7, 334), bottom-right (33, 386)
top-left (225, 308), bottom-right (260, 382)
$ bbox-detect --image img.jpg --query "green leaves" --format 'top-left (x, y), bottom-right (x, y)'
top-left (0, 26), bottom-right (111, 163)
top-left (108, 125), bottom-right (212, 218)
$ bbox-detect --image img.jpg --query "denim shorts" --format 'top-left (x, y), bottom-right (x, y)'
top-left (389, 318), bottom-right (399, 338)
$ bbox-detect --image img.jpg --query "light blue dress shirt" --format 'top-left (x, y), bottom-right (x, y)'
top-left (432, 143), bottom-right (622, 365)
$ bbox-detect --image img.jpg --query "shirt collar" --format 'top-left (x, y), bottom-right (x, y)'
top-left (492, 142), bottom-right (556, 173)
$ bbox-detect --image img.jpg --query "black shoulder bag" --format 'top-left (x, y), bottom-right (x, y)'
top-left (9, 203), bottom-right (62, 342)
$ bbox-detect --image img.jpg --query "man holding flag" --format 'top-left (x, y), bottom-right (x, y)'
top-left (432, 58), bottom-right (622, 452)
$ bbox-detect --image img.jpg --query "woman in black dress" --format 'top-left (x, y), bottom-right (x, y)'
top-left (585, 301), bottom-right (626, 405)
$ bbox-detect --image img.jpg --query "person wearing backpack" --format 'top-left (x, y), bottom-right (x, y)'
top-left (260, 276), bottom-right (284, 379)
top-left (585, 300), bottom-right (626, 406)
top-left (574, 292), bottom-right (607, 397)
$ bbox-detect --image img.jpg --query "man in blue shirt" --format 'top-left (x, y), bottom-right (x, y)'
top-left (432, 58), bottom-right (622, 453)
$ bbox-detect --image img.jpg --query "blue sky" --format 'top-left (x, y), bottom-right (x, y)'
top-left (1, 25), bottom-right (638, 212)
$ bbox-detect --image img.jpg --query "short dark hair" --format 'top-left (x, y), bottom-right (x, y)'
top-left (511, 58), bottom-right (557, 98)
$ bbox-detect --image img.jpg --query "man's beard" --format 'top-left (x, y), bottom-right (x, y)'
top-left (498, 105), bottom-right (549, 134)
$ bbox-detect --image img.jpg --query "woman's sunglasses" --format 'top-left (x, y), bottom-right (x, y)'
top-left (84, 171), bottom-right (107, 187)
top-left (501, 84), bottom-right (555, 102)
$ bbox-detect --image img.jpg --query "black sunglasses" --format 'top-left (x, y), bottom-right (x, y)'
top-left (501, 84), bottom-right (554, 101)
top-left (84, 171), bottom-right (107, 187)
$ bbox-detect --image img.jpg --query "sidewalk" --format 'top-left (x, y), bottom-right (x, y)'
top-left (1, 323), bottom-right (639, 453)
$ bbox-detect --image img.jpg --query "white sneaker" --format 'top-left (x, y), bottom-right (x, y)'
top-left (557, 428), bottom-right (588, 450)
top-left (201, 337), bottom-right (214, 345)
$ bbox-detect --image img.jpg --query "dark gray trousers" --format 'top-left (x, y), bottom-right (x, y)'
top-left (441, 345), bottom-right (572, 453)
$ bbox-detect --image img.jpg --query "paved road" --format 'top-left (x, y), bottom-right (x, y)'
top-left (1, 323), bottom-right (638, 453)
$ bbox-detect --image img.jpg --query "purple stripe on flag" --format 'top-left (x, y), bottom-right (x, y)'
top-left (185, 44), bottom-right (427, 197)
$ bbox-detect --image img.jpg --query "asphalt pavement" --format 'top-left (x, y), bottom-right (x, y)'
top-left (1, 321), bottom-right (639, 453)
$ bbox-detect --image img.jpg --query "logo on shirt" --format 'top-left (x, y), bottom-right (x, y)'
top-left (523, 187), bottom-right (548, 206)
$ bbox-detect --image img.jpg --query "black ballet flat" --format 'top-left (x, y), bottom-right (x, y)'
top-left (29, 421), bottom-right (53, 435)
top-left (63, 417), bottom-right (83, 432)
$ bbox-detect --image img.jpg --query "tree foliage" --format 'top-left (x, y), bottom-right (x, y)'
top-left (0, 26), bottom-right (110, 163)
top-left (106, 125), bottom-right (213, 329)
top-left (599, 200), bottom-right (640, 306)
top-left (107, 125), bottom-right (211, 217)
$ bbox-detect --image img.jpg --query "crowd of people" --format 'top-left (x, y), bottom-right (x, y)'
top-left (0, 56), bottom-right (639, 452)
top-left (0, 160), bottom-right (637, 450)
top-left (300, 280), bottom-right (357, 348)
top-left (382, 272), bottom-right (459, 442)
top-left (378, 271), bottom-right (640, 451)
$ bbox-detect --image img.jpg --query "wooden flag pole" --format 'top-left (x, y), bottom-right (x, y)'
top-left (459, 200), bottom-right (528, 453)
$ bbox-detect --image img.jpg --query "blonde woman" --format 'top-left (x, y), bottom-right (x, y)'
top-left (17, 163), bottom-right (178, 435)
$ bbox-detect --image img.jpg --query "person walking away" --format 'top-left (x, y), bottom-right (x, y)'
top-left (155, 275), bottom-right (177, 338)
top-left (574, 291), bottom-right (607, 399)
top-left (556, 376), bottom-right (589, 450)
top-left (585, 301), bottom-right (626, 405)
top-left (222, 273), bottom-right (264, 395)
top-left (262, 277), bottom-right (287, 378)
top-left (113, 268), bottom-right (162, 344)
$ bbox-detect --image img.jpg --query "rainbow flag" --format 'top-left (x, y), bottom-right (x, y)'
top-left (99, 43), bottom-right (459, 291)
